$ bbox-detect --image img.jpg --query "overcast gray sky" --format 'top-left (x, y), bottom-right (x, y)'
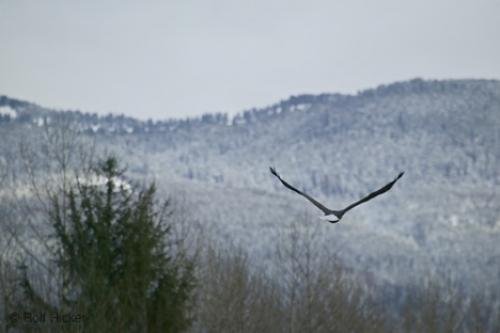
top-left (1, 0), bottom-right (499, 119)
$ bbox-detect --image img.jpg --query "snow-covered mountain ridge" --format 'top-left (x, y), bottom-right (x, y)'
top-left (1, 78), bottom-right (499, 292)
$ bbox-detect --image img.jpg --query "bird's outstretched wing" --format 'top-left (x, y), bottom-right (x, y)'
top-left (341, 172), bottom-right (404, 213)
top-left (269, 167), bottom-right (331, 215)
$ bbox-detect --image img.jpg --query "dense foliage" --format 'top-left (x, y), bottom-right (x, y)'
top-left (9, 158), bottom-right (195, 332)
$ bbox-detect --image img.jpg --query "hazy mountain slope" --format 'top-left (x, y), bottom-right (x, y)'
top-left (1, 78), bottom-right (499, 292)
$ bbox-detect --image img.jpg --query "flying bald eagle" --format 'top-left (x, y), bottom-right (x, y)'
top-left (270, 167), bottom-right (404, 223)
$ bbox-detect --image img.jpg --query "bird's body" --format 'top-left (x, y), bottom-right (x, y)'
top-left (269, 167), bottom-right (404, 223)
top-left (319, 214), bottom-right (343, 223)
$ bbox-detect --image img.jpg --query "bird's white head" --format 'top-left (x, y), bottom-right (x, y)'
top-left (319, 214), bottom-right (341, 223)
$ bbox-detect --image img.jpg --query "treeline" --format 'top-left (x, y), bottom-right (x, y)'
top-left (0, 124), bottom-right (499, 332)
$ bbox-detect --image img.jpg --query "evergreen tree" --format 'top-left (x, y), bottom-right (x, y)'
top-left (20, 157), bottom-right (195, 332)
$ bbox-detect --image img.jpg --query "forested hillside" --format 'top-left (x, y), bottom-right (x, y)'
top-left (1, 78), bottom-right (499, 296)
